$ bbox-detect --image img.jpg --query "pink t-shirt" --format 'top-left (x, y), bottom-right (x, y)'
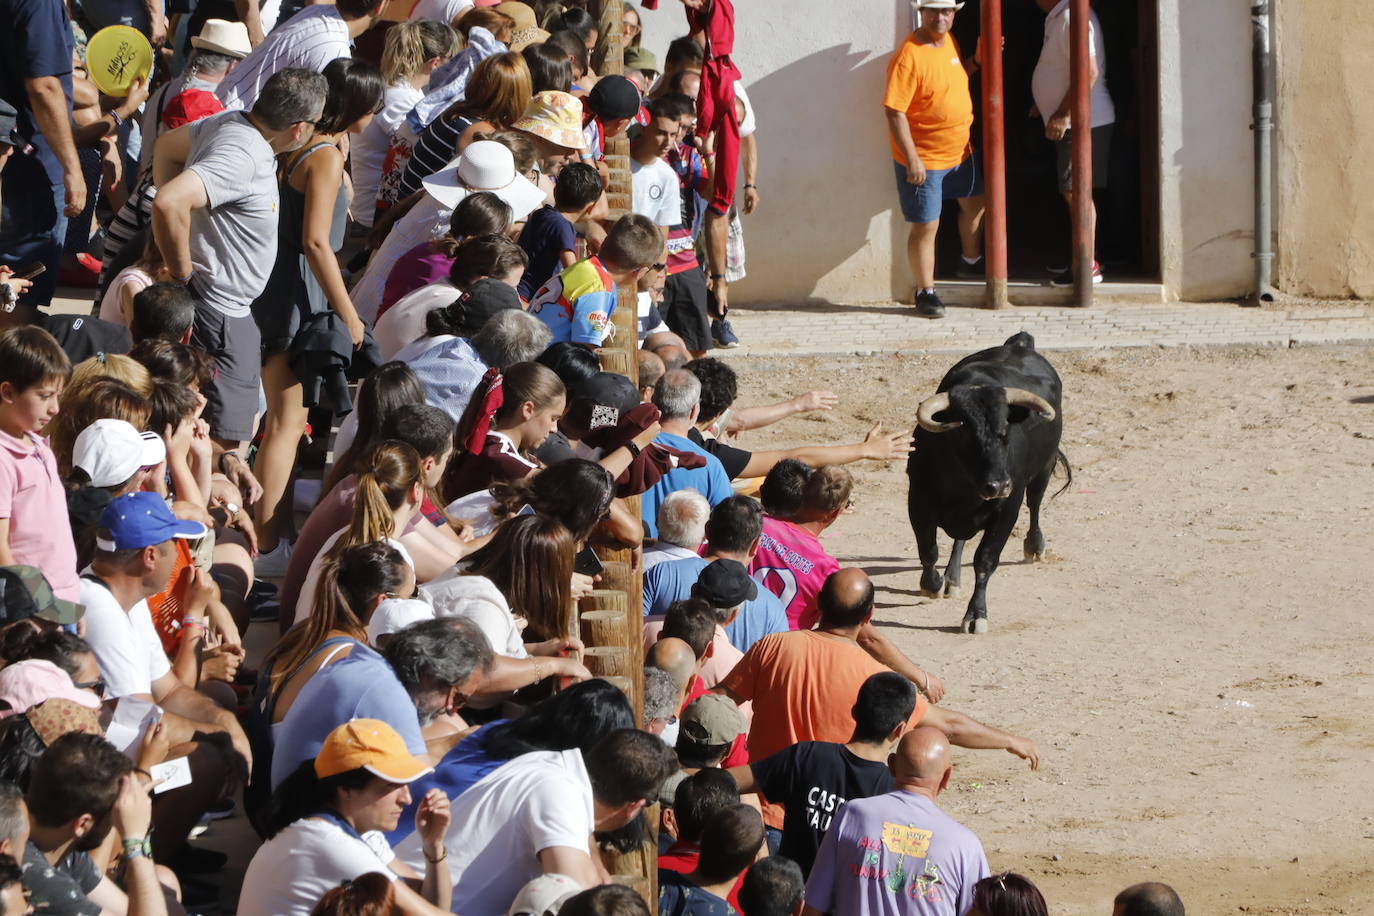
top-left (0, 429), bottom-right (80, 602)
top-left (377, 242), bottom-right (456, 321)
top-left (748, 516), bottom-right (840, 631)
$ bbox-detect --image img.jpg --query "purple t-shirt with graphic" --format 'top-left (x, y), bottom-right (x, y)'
top-left (804, 791), bottom-right (988, 916)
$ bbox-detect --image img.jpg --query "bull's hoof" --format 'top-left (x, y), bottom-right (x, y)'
top-left (944, 580), bottom-right (961, 599)
top-left (1024, 532), bottom-right (1046, 562)
top-left (919, 573), bottom-right (944, 599)
top-left (960, 615), bottom-right (989, 634)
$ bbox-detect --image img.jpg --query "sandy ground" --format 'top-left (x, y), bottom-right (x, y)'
top-left (725, 343), bottom-right (1374, 916)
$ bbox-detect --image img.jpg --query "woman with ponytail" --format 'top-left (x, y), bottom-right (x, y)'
top-left (293, 443), bottom-right (427, 625)
top-left (246, 542), bottom-right (411, 832)
top-left (442, 362), bottom-right (567, 501)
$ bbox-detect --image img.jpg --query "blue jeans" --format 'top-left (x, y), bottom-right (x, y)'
top-left (893, 152), bottom-right (985, 224)
top-left (0, 142), bottom-right (67, 306)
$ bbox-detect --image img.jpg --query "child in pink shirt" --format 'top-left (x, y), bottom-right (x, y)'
top-left (749, 463), bottom-right (852, 630)
top-left (0, 327), bottom-right (78, 603)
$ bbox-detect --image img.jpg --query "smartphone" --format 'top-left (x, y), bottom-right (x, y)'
top-left (516, 503), bottom-right (535, 517)
top-left (15, 263), bottom-right (46, 281)
top-left (574, 546), bottom-right (603, 577)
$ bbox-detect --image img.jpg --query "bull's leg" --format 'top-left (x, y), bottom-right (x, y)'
top-left (913, 520), bottom-right (943, 598)
top-left (943, 539), bottom-right (966, 598)
top-left (1023, 463), bottom-right (1053, 561)
top-left (962, 499), bottom-right (1023, 634)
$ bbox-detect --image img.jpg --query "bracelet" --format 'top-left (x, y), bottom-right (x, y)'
top-left (181, 617), bottom-right (208, 633)
top-left (710, 273), bottom-right (726, 280)
top-left (744, 183), bottom-right (757, 189)
top-left (424, 846), bottom-right (448, 864)
top-left (122, 836), bottom-right (152, 860)
top-left (109, 110), bottom-right (124, 131)
top-left (624, 441), bottom-right (641, 459)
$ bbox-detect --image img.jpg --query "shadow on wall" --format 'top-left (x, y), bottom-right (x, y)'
top-left (742, 42), bottom-right (908, 308)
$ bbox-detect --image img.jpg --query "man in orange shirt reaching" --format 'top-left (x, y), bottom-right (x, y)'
top-left (884, 0), bottom-right (986, 318)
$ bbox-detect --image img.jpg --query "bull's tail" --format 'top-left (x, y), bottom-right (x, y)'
top-left (1051, 448), bottom-right (1073, 498)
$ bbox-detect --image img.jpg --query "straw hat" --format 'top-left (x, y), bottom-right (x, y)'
top-left (191, 19), bottom-right (253, 58)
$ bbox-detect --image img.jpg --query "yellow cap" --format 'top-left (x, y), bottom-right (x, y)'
top-left (314, 719), bottom-right (433, 784)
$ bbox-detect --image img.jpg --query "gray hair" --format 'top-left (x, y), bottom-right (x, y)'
top-left (184, 49), bottom-right (235, 79)
top-left (251, 68), bottom-right (328, 131)
top-left (656, 489), bottom-right (709, 550)
top-left (0, 782), bottom-right (23, 848)
top-left (643, 667), bottom-right (680, 725)
top-left (383, 617), bottom-right (495, 696)
top-left (653, 368), bottom-right (701, 421)
top-left (471, 310), bottom-right (552, 369)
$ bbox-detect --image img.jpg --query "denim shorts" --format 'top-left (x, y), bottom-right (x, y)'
top-left (893, 152), bottom-right (985, 224)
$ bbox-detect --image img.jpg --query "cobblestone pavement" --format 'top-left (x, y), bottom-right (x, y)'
top-left (721, 299), bottom-right (1374, 356)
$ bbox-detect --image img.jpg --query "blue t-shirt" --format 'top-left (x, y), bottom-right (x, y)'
top-left (386, 720), bottom-right (506, 845)
top-left (0, 0), bottom-right (74, 162)
top-left (270, 643), bottom-right (426, 788)
top-left (639, 432), bottom-right (733, 538)
top-left (517, 206), bottom-right (578, 301)
top-left (658, 871), bottom-right (736, 916)
top-left (644, 556), bottom-right (789, 654)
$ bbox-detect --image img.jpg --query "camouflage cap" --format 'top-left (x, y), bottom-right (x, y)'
top-left (0, 565), bottom-right (84, 625)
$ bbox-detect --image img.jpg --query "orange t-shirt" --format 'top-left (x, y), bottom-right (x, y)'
top-left (720, 630), bottom-right (928, 827)
top-left (883, 32), bottom-right (974, 170)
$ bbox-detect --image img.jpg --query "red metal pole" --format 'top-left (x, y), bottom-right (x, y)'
top-left (1070, 0), bottom-right (1093, 306)
top-left (981, 0), bottom-right (1008, 309)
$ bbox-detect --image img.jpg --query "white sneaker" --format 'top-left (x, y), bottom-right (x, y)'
top-left (253, 539), bottom-right (294, 579)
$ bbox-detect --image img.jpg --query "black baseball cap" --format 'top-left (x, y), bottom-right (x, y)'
top-left (586, 75), bottom-right (642, 121)
top-left (691, 558), bottom-right (757, 608)
top-left (566, 371), bottom-right (640, 443)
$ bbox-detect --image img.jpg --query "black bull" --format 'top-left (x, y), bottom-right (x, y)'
top-left (906, 332), bottom-right (1070, 633)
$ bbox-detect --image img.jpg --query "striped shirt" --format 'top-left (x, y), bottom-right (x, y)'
top-left (216, 5), bottom-right (351, 111)
top-left (398, 113), bottom-right (479, 201)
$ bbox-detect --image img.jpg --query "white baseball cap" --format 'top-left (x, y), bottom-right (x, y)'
top-left (422, 140), bottom-right (547, 221)
top-left (508, 874), bottom-right (582, 916)
top-left (367, 598), bottom-right (435, 645)
top-left (73, 419), bottom-right (166, 488)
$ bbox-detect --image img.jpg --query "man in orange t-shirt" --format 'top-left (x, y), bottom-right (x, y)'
top-left (713, 568), bottom-right (1041, 842)
top-left (883, 0), bottom-right (986, 318)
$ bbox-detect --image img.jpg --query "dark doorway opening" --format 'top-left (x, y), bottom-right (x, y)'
top-left (933, 0), bottom-right (1160, 284)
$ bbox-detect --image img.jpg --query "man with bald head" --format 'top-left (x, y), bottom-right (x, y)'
top-left (1113, 882), bottom-right (1185, 916)
top-left (637, 348), bottom-right (667, 401)
top-left (716, 568), bottom-right (1037, 846)
top-left (802, 728), bottom-right (989, 916)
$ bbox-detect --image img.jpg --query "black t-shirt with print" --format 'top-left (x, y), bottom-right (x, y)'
top-left (686, 427), bottom-right (751, 481)
top-left (750, 741), bottom-right (894, 876)
top-left (22, 841), bottom-right (101, 916)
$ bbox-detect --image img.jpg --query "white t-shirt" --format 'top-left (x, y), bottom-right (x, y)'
top-left (1031, 0), bottom-right (1115, 129)
top-left (630, 157), bottom-right (681, 228)
top-left (79, 577), bottom-right (171, 700)
top-left (734, 82), bottom-right (757, 138)
top-left (410, 0), bottom-right (472, 25)
top-left (393, 749), bottom-right (595, 915)
top-left (420, 573), bottom-right (527, 658)
top-left (294, 529), bottom-right (416, 624)
top-left (444, 489), bottom-right (503, 538)
top-left (350, 82), bottom-right (425, 226)
top-left (238, 818), bottom-right (398, 916)
top-left (216, 6), bottom-right (352, 112)
top-left (374, 280), bottom-right (462, 360)
top-left (352, 194), bottom-right (454, 324)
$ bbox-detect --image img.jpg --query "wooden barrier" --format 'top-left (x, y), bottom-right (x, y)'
top-left (581, 645), bottom-right (629, 678)
top-left (580, 608), bottom-right (628, 647)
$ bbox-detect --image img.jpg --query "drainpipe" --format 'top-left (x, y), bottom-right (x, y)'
top-left (1250, 0), bottom-right (1276, 305)
top-left (981, 0), bottom-right (1009, 309)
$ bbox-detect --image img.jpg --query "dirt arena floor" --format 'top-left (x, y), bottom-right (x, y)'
top-left (728, 344), bottom-right (1374, 916)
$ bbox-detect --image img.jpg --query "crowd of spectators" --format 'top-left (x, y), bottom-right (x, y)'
top-left (0, 0), bottom-right (1187, 914)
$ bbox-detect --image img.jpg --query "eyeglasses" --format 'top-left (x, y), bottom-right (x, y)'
top-left (650, 262), bottom-right (667, 272)
top-left (74, 678), bottom-right (107, 699)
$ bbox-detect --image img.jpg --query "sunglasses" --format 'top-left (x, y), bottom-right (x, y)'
top-left (74, 678), bottom-right (107, 699)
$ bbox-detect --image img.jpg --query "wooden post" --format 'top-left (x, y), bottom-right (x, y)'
top-left (980, 0), bottom-right (1009, 309)
top-left (1070, 0), bottom-right (1094, 307)
top-left (589, 0), bottom-right (655, 905)
top-left (580, 609), bottom-right (629, 647)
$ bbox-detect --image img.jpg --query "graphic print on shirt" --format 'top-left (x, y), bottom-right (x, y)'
top-left (851, 823), bottom-right (946, 905)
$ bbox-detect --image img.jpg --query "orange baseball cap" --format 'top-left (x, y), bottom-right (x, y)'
top-left (314, 719), bottom-right (433, 784)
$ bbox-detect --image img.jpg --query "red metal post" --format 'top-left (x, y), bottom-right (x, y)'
top-left (1070, 0), bottom-right (1094, 306)
top-left (981, 0), bottom-right (1008, 309)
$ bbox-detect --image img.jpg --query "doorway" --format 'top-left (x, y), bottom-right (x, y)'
top-left (935, 0), bottom-right (1161, 283)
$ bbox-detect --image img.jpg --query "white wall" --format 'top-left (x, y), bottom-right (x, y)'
top-left (635, 0), bottom-right (1258, 304)
top-left (637, 0), bottom-right (914, 305)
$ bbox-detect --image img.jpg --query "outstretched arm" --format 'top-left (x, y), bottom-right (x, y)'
top-left (737, 422), bottom-right (913, 478)
top-left (919, 704), bottom-right (1040, 769)
top-left (726, 390), bottom-right (839, 435)
top-left (856, 623), bottom-right (944, 704)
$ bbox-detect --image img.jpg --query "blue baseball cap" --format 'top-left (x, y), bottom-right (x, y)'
top-left (96, 492), bottom-right (207, 551)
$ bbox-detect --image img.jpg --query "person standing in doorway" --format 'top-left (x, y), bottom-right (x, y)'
top-left (883, 0), bottom-right (986, 319)
top-left (1031, 0), bottom-right (1115, 286)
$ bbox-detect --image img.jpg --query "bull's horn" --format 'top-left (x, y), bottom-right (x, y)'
top-left (1004, 387), bottom-right (1056, 421)
top-left (916, 392), bottom-right (961, 432)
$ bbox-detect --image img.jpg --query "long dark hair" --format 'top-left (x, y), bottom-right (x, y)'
top-left (482, 678), bottom-right (634, 758)
top-left (970, 873), bottom-right (1049, 916)
top-left (489, 458), bottom-right (613, 543)
top-left (264, 760), bottom-right (375, 839)
top-left (323, 362), bottom-right (426, 497)
top-left (317, 58), bottom-right (386, 134)
top-left (462, 514), bottom-right (574, 642)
